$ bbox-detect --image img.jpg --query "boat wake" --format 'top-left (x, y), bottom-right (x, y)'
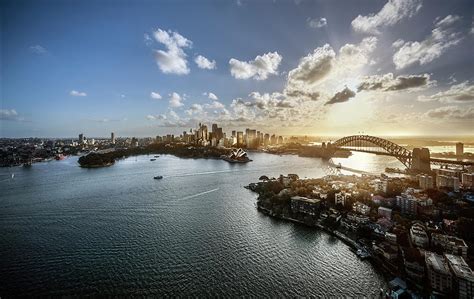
top-left (180, 188), bottom-right (219, 201)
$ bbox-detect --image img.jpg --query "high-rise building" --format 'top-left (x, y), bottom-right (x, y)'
top-left (237, 131), bottom-right (244, 147)
top-left (264, 134), bottom-right (270, 146)
top-left (111, 132), bottom-right (115, 144)
top-left (456, 142), bottom-right (464, 156)
top-left (79, 133), bottom-right (84, 144)
top-left (396, 192), bottom-right (417, 215)
top-left (270, 134), bottom-right (276, 145)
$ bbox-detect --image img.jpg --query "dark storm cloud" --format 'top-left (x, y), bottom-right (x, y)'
top-left (325, 87), bottom-right (356, 105)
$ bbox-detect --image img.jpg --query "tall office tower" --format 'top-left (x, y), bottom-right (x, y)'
top-left (278, 136), bottom-right (283, 144)
top-left (111, 132), bottom-right (115, 144)
top-left (212, 123), bottom-right (218, 134)
top-left (79, 133), bottom-right (84, 144)
top-left (237, 131), bottom-right (244, 147)
top-left (202, 125), bottom-right (208, 141)
top-left (456, 142), bottom-right (464, 156)
top-left (270, 134), bottom-right (276, 145)
top-left (264, 133), bottom-right (270, 146)
top-left (231, 130), bottom-right (236, 138)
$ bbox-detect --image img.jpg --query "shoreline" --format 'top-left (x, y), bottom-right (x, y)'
top-left (255, 205), bottom-right (397, 279)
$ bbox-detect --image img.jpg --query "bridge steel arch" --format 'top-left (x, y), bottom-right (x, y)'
top-left (332, 135), bottom-right (412, 168)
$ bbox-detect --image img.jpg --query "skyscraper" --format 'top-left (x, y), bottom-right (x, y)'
top-left (79, 133), bottom-right (84, 144)
top-left (237, 131), bottom-right (244, 147)
top-left (111, 132), bottom-right (115, 144)
top-left (456, 142), bottom-right (464, 156)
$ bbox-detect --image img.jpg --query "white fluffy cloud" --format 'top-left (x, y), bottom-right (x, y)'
top-left (418, 81), bottom-right (474, 103)
top-left (194, 55), bottom-right (216, 69)
top-left (169, 92), bottom-right (184, 107)
top-left (205, 101), bottom-right (225, 109)
top-left (351, 0), bottom-right (422, 34)
top-left (70, 90), bottom-right (87, 97)
top-left (286, 37), bottom-right (377, 95)
top-left (150, 91), bottom-right (163, 100)
top-left (229, 52), bottom-right (282, 80)
top-left (307, 17), bottom-right (327, 29)
top-left (203, 92), bottom-right (218, 100)
top-left (287, 44), bottom-right (335, 88)
top-left (153, 29), bottom-right (192, 75)
top-left (393, 15), bottom-right (463, 69)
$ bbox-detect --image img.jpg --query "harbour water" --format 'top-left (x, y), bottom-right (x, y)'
top-left (0, 153), bottom-right (389, 296)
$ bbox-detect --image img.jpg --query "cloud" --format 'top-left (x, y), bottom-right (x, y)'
top-left (393, 15), bottom-right (463, 69)
top-left (392, 39), bottom-right (405, 48)
top-left (0, 109), bottom-right (23, 121)
top-left (144, 33), bottom-right (153, 46)
top-left (205, 101), bottom-right (225, 109)
top-left (185, 103), bottom-right (203, 116)
top-left (338, 36), bottom-right (378, 69)
top-left (146, 114), bottom-right (167, 121)
top-left (424, 106), bottom-right (474, 120)
top-left (358, 73), bottom-right (433, 92)
top-left (70, 90), bottom-right (87, 97)
top-left (287, 44), bottom-right (335, 87)
top-left (307, 17), bottom-right (327, 29)
top-left (152, 28), bottom-right (192, 75)
top-left (194, 55), bottom-right (216, 69)
top-left (325, 87), bottom-right (356, 105)
top-left (351, 0), bottom-right (422, 34)
top-left (202, 92), bottom-right (218, 100)
top-left (285, 89), bottom-right (320, 101)
top-left (287, 36), bottom-right (377, 90)
top-left (150, 91), bottom-right (163, 100)
top-left (229, 52), bottom-right (282, 80)
top-left (418, 81), bottom-right (474, 103)
top-left (249, 92), bottom-right (295, 109)
top-left (169, 92), bottom-right (184, 107)
top-left (30, 45), bottom-right (47, 54)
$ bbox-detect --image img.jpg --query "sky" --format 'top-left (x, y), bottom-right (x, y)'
top-left (1, 0), bottom-right (473, 138)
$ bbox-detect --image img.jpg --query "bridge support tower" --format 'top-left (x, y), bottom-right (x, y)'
top-left (411, 148), bottom-right (431, 173)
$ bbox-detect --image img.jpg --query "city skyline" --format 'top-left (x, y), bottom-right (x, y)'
top-left (1, 0), bottom-right (474, 138)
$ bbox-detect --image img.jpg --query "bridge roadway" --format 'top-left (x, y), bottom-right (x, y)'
top-left (338, 147), bottom-right (474, 167)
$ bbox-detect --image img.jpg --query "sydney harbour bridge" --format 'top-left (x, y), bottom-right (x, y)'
top-left (329, 135), bottom-right (473, 172)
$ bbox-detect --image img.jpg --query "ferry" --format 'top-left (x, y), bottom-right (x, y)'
top-left (150, 158), bottom-right (156, 161)
top-left (154, 155), bottom-right (160, 158)
top-left (154, 175), bottom-right (163, 180)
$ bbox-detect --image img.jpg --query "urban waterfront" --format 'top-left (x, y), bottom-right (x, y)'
top-left (0, 153), bottom-right (388, 296)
